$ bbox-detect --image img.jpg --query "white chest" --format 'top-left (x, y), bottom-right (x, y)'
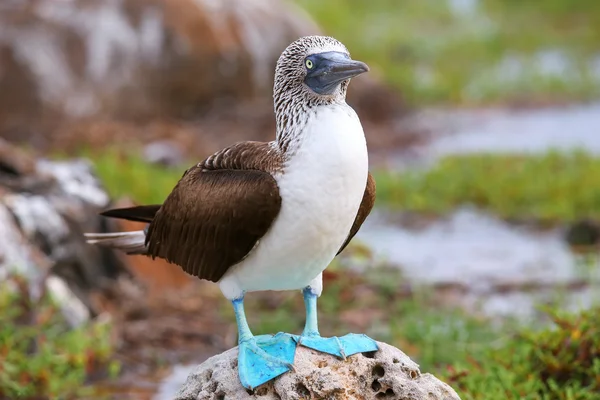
top-left (279, 106), bottom-right (368, 239)
top-left (219, 104), bottom-right (369, 298)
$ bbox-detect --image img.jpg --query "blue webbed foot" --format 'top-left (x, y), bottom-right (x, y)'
top-left (237, 332), bottom-right (297, 390)
top-left (295, 332), bottom-right (379, 359)
top-left (297, 285), bottom-right (379, 359)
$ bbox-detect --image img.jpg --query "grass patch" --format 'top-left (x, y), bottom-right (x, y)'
top-left (296, 0), bottom-right (600, 105)
top-left (375, 150), bottom-right (600, 222)
top-left (0, 276), bottom-right (118, 399)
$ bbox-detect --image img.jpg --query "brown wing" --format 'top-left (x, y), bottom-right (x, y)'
top-left (145, 142), bottom-right (283, 282)
top-left (336, 173), bottom-right (376, 255)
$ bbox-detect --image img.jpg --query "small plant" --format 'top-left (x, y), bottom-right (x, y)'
top-left (446, 306), bottom-right (600, 399)
top-left (0, 275), bottom-right (118, 399)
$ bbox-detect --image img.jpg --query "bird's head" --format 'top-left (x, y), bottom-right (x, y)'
top-left (273, 36), bottom-right (369, 106)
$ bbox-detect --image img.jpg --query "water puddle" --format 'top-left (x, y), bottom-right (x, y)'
top-left (357, 208), bottom-right (599, 319)
top-left (417, 102), bottom-right (600, 158)
top-left (150, 364), bottom-right (195, 400)
top-left (447, 0), bottom-right (479, 17)
top-left (91, 363), bottom-right (204, 400)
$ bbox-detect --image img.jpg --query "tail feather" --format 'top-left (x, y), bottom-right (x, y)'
top-left (100, 205), bottom-right (161, 224)
top-left (85, 231), bottom-right (147, 255)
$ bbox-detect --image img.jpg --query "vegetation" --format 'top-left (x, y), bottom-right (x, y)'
top-left (446, 306), bottom-right (600, 400)
top-left (296, 0), bottom-right (600, 104)
top-left (85, 148), bottom-right (183, 205)
top-left (375, 150), bottom-right (600, 223)
top-left (0, 275), bottom-right (118, 399)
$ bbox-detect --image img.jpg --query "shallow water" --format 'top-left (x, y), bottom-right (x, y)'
top-left (357, 208), bottom-right (599, 319)
top-left (447, 0), bottom-right (479, 16)
top-left (154, 364), bottom-right (196, 400)
top-left (359, 209), bottom-right (577, 287)
top-left (424, 102), bottom-right (600, 157)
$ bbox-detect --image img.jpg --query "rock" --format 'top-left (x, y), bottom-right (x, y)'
top-left (564, 219), bottom-right (600, 249)
top-left (0, 0), bottom-right (412, 158)
top-left (0, 138), bottom-right (133, 325)
top-left (175, 341), bottom-right (461, 400)
top-left (0, 0), bottom-right (319, 127)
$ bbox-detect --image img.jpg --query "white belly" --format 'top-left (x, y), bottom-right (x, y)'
top-left (219, 105), bottom-right (368, 299)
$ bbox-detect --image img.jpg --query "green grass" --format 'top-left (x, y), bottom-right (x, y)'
top-left (0, 275), bottom-right (118, 399)
top-left (296, 0), bottom-right (600, 105)
top-left (375, 150), bottom-right (600, 223)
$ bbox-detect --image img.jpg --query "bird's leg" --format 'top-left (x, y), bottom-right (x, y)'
top-left (301, 286), bottom-right (320, 336)
top-left (295, 275), bottom-right (379, 359)
top-left (232, 297), bottom-right (296, 390)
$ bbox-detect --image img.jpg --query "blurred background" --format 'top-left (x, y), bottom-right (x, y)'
top-left (0, 0), bottom-right (599, 399)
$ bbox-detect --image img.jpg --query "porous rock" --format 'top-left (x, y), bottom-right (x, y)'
top-left (175, 341), bottom-right (461, 400)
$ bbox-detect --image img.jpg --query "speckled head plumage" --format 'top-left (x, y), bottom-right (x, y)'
top-left (274, 36), bottom-right (349, 102)
top-left (273, 36), bottom-right (369, 147)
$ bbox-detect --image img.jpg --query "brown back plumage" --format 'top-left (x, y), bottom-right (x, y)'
top-left (145, 142), bottom-right (283, 282)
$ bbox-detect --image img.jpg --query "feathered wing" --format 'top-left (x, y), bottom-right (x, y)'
top-left (336, 172), bottom-right (376, 255)
top-left (146, 167), bottom-right (281, 282)
top-left (88, 142), bottom-right (283, 283)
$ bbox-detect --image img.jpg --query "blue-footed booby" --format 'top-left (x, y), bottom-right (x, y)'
top-left (85, 35), bottom-right (378, 389)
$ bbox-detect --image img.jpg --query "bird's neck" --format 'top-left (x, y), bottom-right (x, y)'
top-left (275, 100), bottom-right (348, 156)
top-left (275, 103), bottom-right (311, 156)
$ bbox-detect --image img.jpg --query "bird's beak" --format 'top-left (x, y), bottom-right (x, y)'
top-left (304, 51), bottom-right (370, 95)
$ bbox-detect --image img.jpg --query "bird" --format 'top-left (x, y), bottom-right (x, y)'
top-left (85, 35), bottom-right (378, 390)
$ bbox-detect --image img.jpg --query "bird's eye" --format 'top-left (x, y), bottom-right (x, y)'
top-left (305, 59), bottom-right (314, 69)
